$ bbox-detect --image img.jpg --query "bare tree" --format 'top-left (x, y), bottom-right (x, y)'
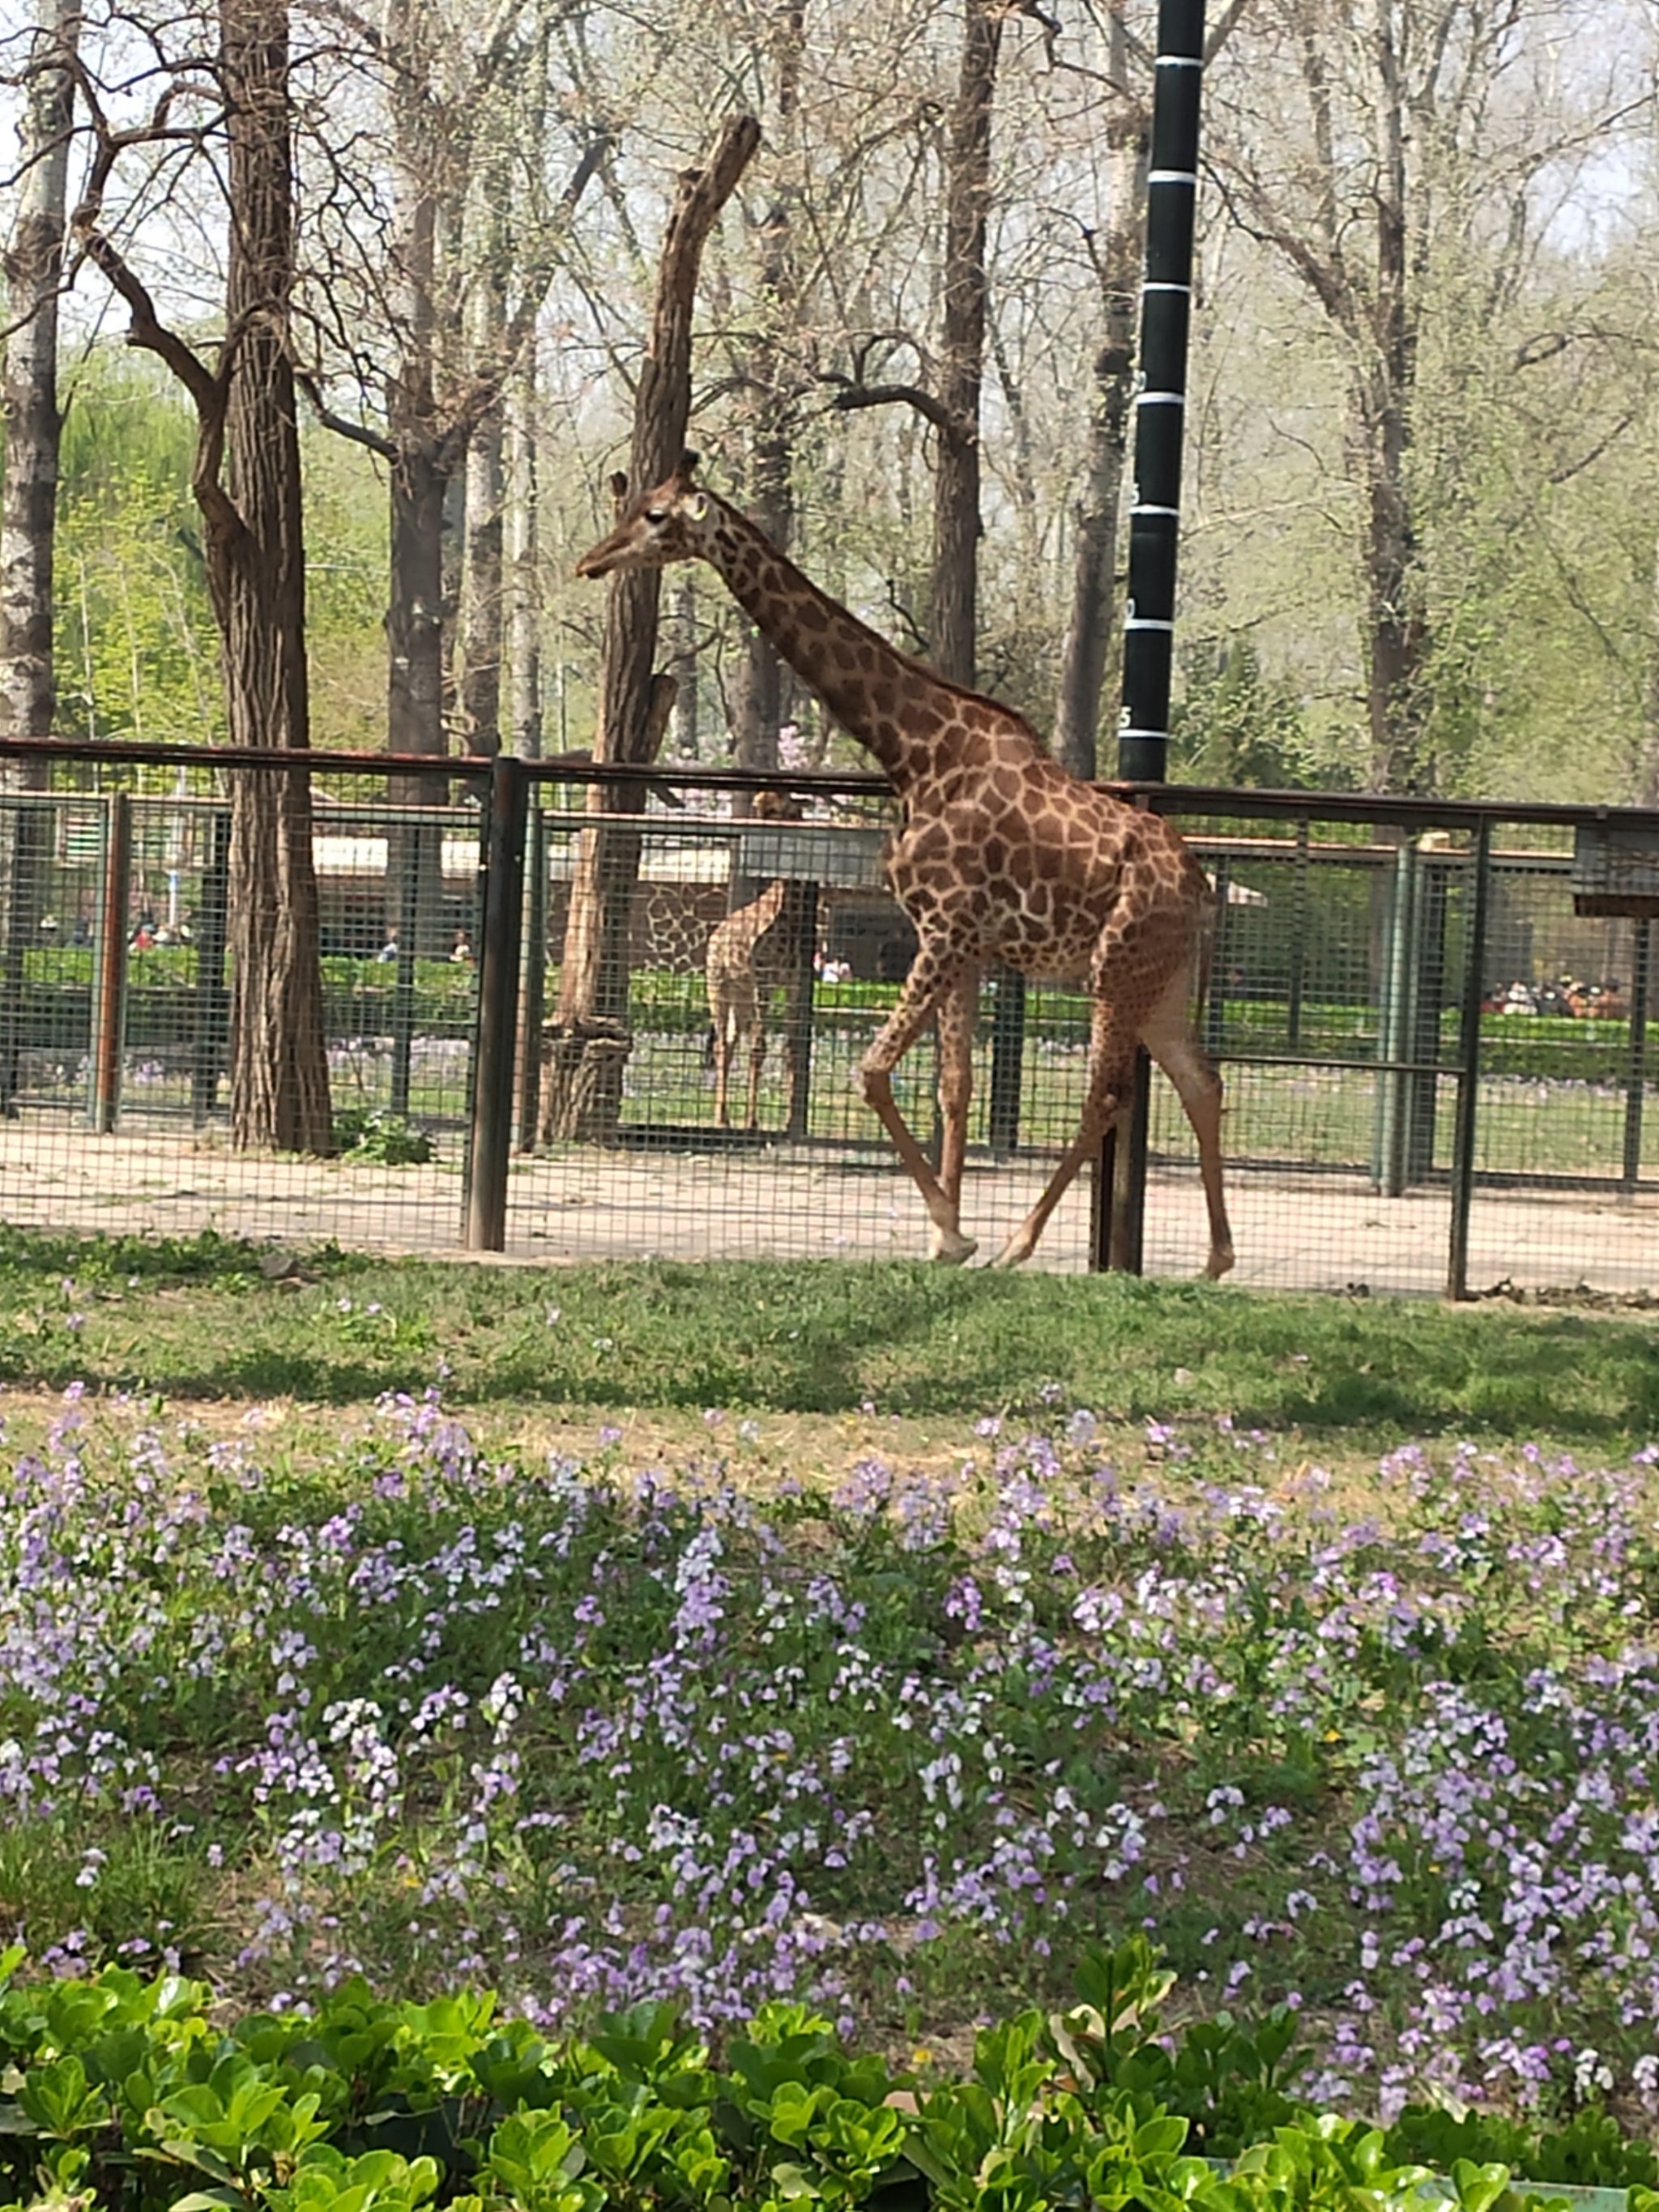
top-left (0, 0), bottom-right (80, 1111)
top-left (301, 0), bottom-right (603, 764)
top-left (828, 0), bottom-right (1055, 688)
top-left (540, 113), bottom-right (761, 1147)
top-left (72, 0), bottom-right (333, 1150)
top-left (1210, 0), bottom-right (1648, 793)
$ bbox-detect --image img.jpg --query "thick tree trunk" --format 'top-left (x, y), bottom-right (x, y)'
top-left (504, 360), bottom-right (541, 757)
top-left (1053, 40), bottom-right (1146, 782)
top-left (0, 0), bottom-right (75, 761)
top-left (216, 0), bottom-right (331, 1153)
top-left (930, 0), bottom-right (1001, 688)
top-left (541, 115), bottom-right (761, 1147)
top-left (731, 1), bottom-right (804, 799)
top-left (667, 573), bottom-right (699, 757)
top-left (0, 0), bottom-right (77, 1111)
top-left (461, 399), bottom-right (505, 754)
top-left (1358, 397), bottom-right (1428, 793)
top-left (388, 441), bottom-right (447, 757)
top-left (1636, 528), bottom-right (1659, 809)
top-left (728, 4), bottom-right (804, 911)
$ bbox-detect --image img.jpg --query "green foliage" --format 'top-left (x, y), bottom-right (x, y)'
top-left (0, 1954), bottom-right (1634, 2212)
top-left (1172, 644), bottom-right (1319, 793)
top-left (332, 1110), bottom-right (435, 1166)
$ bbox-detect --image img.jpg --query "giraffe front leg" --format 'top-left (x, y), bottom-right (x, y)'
top-left (931, 966), bottom-right (981, 1262)
top-left (856, 933), bottom-right (977, 1263)
top-left (746, 1022), bottom-right (767, 1130)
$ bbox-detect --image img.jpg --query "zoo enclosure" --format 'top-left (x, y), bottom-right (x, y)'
top-left (1, 735), bottom-right (1657, 1298)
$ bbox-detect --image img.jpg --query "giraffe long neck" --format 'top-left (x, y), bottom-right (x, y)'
top-left (696, 497), bottom-right (971, 790)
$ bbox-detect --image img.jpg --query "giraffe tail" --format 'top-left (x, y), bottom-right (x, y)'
top-left (1195, 872), bottom-right (1221, 1024)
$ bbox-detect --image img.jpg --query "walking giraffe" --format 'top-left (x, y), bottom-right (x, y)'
top-left (576, 455), bottom-right (1234, 1276)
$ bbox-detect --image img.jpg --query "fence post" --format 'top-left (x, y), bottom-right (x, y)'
top-left (465, 757), bottom-right (528, 1251)
top-left (515, 795), bottom-right (547, 1152)
top-left (987, 965), bottom-right (1026, 1157)
top-left (1374, 839), bottom-right (1418, 1197)
top-left (1204, 855), bottom-right (1230, 1059)
top-left (1446, 820), bottom-right (1491, 1299)
top-left (1286, 816), bottom-right (1309, 1048)
top-left (785, 878), bottom-right (819, 1140)
top-left (192, 806), bottom-right (231, 1125)
top-left (91, 791), bottom-right (132, 1135)
top-left (1623, 916), bottom-right (1651, 1189)
top-left (1406, 849), bottom-right (1449, 1183)
top-left (390, 830), bottom-right (420, 1120)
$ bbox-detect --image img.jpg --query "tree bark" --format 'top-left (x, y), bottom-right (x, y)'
top-left (460, 377), bottom-right (505, 756)
top-left (1053, 18), bottom-right (1146, 782)
top-left (1, 0), bottom-right (76, 763)
top-left (0, 0), bottom-right (78, 1111)
top-left (930, 0), bottom-right (1001, 688)
top-left (730, 2), bottom-right (804, 799)
top-left (218, 0), bottom-right (331, 1153)
top-left (542, 114), bottom-right (761, 1146)
top-left (504, 356), bottom-right (542, 757)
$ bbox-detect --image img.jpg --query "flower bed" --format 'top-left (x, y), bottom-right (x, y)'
top-left (3, 1388), bottom-right (1659, 2129)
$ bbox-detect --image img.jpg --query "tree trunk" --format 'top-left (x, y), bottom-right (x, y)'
top-left (0, 0), bottom-right (77, 1111)
top-left (379, 36), bottom-right (453, 952)
top-left (504, 356), bottom-right (541, 757)
top-left (541, 114), bottom-right (761, 1147)
top-left (216, 0), bottom-right (331, 1153)
top-left (667, 573), bottom-right (699, 757)
top-left (0, 0), bottom-right (75, 761)
top-left (930, 0), bottom-right (1001, 688)
top-left (461, 390), bottom-right (505, 754)
top-left (1636, 526), bottom-right (1659, 810)
top-left (731, 2), bottom-right (804, 803)
top-left (1054, 28), bottom-right (1146, 782)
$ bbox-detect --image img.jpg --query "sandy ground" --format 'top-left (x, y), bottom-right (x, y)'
top-left (0, 1108), bottom-right (1653, 1298)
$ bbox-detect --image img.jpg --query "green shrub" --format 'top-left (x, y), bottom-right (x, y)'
top-left (333, 1108), bottom-right (434, 1165)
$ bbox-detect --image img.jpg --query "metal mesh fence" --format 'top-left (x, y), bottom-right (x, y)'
top-left (0, 742), bottom-right (1655, 1299)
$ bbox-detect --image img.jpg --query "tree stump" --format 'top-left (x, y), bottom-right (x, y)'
top-left (538, 1016), bottom-right (632, 1147)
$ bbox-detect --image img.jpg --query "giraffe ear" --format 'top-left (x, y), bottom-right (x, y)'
top-left (687, 492), bottom-right (708, 522)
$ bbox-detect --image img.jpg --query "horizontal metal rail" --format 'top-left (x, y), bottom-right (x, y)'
top-left (5, 733), bottom-right (1659, 836)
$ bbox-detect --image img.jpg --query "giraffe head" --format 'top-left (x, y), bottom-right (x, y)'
top-left (574, 454), bottom-right (711, 580)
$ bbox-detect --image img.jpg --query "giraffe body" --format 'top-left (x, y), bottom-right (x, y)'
top-left (577, 459), bottom-right (1234, 1277)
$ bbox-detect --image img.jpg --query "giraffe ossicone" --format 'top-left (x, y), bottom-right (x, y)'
top-left (576, 454), bottom-right (1235, 1279)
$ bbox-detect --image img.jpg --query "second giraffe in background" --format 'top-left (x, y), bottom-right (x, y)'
top-left (706, 878), bottom-right (798, 1128)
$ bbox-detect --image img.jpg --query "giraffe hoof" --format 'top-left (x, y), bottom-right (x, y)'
top-left (989, 1235), bottom-right (1035, 1270)
top-left (930, 1227), bottom-right (979, 1265)
top-left (1204, 1246), bottom-right (1236, 1281)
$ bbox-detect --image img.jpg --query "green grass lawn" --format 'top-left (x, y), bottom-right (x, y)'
top-left (2, 1228), bottom-right (1655, 1450)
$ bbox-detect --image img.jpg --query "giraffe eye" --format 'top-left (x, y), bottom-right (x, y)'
top-left (644, 507), bottom-right (667, 525)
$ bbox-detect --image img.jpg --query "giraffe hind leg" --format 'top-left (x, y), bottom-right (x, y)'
top-left (1142, 971), bottom-right (1235, 1280)
top-left (990, 999), bottom-right (1137, 1270)
top-left (856, 931), bottom-right (978, 1263)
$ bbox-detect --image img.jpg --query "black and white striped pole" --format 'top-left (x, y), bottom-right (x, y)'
top-left (1095, 0), bottom-right (1205, 1275)
top-left (1117, 0), bottom-right (1205, 785)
